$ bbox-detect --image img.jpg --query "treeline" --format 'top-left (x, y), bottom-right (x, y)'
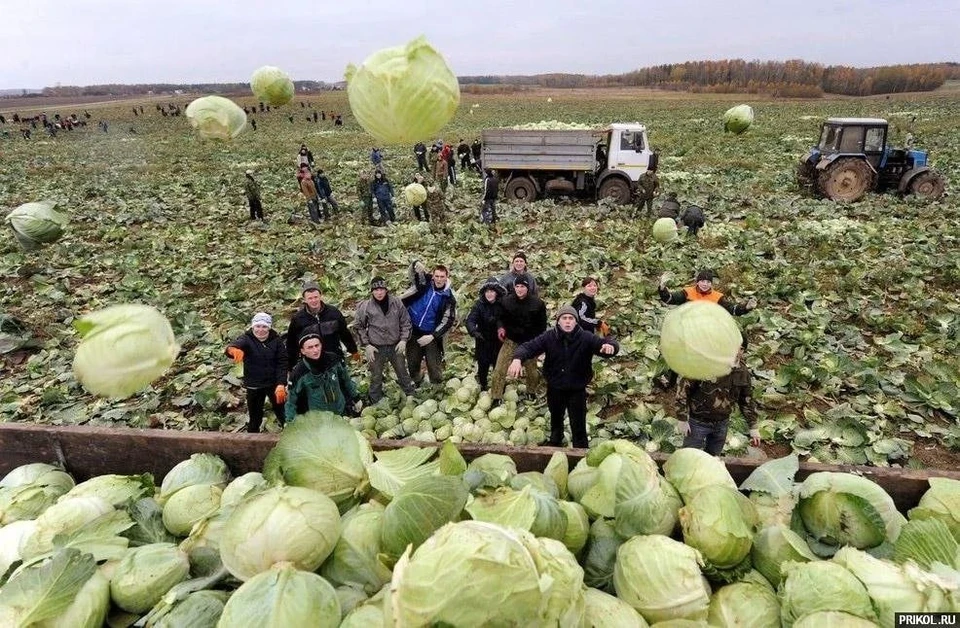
top-left (34, 81), bottom-right (337, 98)
top-left (460, 60), bottom-right (960, 97)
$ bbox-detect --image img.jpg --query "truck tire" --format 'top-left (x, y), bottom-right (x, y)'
top-left (818, 158), bottom-right (874, 202)
top-left (504, 177), bottom-right (537, 202)
top-left (598, 177), bottom-right (631, 204)
top-left (906, 170), bottom-right (946, 200)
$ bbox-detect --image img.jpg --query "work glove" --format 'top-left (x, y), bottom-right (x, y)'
top-left (364, 345), bottom-right (378, 363)
top-left (749, 428), bottom-right (761, 447)
top-left (598, 321), bottom-right (611, 337)
top-left (413, 260), bottom-right (427, 274)
top-left (274, 385), bottom-right (287, 404)
top-left (497, 327), bottom-right (506, 342)
top-left (416, 334), bottom-right (434, 347)
top-left (745, 297), bottom-right (758, 312)
top-left (677, 421), bottom-right (690, 436)
top-left (395, 341), bottom-right (406, 355)
top-left (226, 347), bottom-right (244, 363)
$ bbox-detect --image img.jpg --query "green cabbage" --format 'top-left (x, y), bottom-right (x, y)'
top-left (520, 536), bottom-right (586, 626)
top-left (345, 36), bottom-right (460, 145)
top-left (0, 549), bottom-right (96, 627)
top-left (0, 464), bottom-right (74, 525)
top-left (0, 520), bottom-right (36, 575)
top-left (706, 582), bottom-right (780, 627)
top-left (778, 560), bottom-right (878, 627)
top-left (72, 304), bottom-right (180, 399)
top-left (909, 477), bottom-right (960, 542)
top-left (161, 484), bottom-right (222, 536)
top-left (583, 518), bottom-right (623, 592)
top-left (793, 611), bottom-right (880, 627)
top-left (381, 474), bottom-right (467, 559)
top-left (404, 183), bottom-right (427, 206)
top-left (659, 301), bottom-right (743, 381)
top-left (186, 95), bottom-right (247, 140)
top-left (109, 542), bottom-right (190, 613)
top-left (663, 447), bottom-right (738, 503)
top-left (679, 485), bottom-right (754, 570)
top-left (335, 585), bottom-right (368, 618)
top-left (62, 473), bottom-right (154, 508)
top-left (36, 568), bottom-right (110, 628)
top-left (19, 496), bottom-right (115, 560)
top-left (220, 485), bottom-right (341, 581)
top-left (159, 453), bottom-right (230, 504)
top-left (723, 104), bottom-right (755, 134)
top-left (544, 451), bottom-right (569, 499)
top-left (583, 587), bottom-right (649, 627)
top-left (613, 535), bottom-right (712, 624)
top-left (466, 485), bottom-right (567, 541)
top-left (263, 412), bottom-right (373, 511)
top-left (652, 217), bottom-right (679, 243)
top-left (464, 453), bottom-right (517, 489)
top-left (893, 518), bottom-right (960, 570)
top-left (5, 201), bottom-right (68, 250)
top-left (250, 65), bottom-right (294, 106)
top-left (217, 562), bottom-right (341, 628)
top-left (320, 502), bottom-right (392, 594)
top-left (365, 446), bottom-right (438, 500)
top-left (153, 590), bottom-right (228, 628)
top-left (121, 498), bottom-right (176, 546)
top-left (751, 524), bottom-right (818, 588)
top-left (220, 472), bottom-right (267, 511)
top-left (559, 500), bottom-right (590, 555)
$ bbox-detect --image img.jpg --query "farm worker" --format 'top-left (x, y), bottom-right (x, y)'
top-left (490, 276), bottom-right (547, 403)
top-left (457, 139), bottom-right (471, 171)
top-left (679, 204), bottom-right (706, 237)
top-left (354, 277), bottom-right (416, 403)
top-left (443, 143), bottom-right (457, 185)
top-left (285, 280), bottom-right (359, 370)
top-left (676, 336), bottom-right (759, 455)
top-left (243, 170), bottom-right (264, 221)
top-left (499, 251), bottom-right (539, 297)
top-left (481, 168), bottom-right (499, 225)
top-left (432, 151), bottom-right (449, 194)
top-left (571, 276), bottom-right (611, 336)
top-left (471, 139), bottom-right (483, 171)
top-left (410, 172), bottom-right (429, 222)
top-left (313, 168), bottom-right (340, 218)
top-left (413, 141), bottom-right (428, 171)
top-left (226, 313), bottom-right (288, 432)
top-left (357, 170), bottom-right (376, 225)
top-left (298, 165), bottom-right (322, 223)
top-left (635, 165), bottom-right (660, 215)
top-left (657, 192), bottom-right (681, 219)
top-left (401, 261), bottom-right (457, 386)
top-left (509, 306), bottom-right (619, 448)
top-left (424, 185), bottom-right (448, 232)
top-left (370, 147), bottom-right (383, 166)
top-left (370, 169), bottom-right (396, 223)
top-left (465, 277), bottom-right (506, 391)
top-left (286, 327), bottom-right (360, 421)
top-left (297, 144), bottom-right (314, 168)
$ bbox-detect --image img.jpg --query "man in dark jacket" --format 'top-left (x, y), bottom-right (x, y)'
top-left (243, 170), bottom-right (264, 221)
top-left (457, 139), bottom-right (471, 171)
top-left (286, 280), bottom-right (359, 369)
top-left (679, 204), bottom-right (706, 237)
top-left (401, 261), bottom-right (457, 385)
top-left (499, 251), bottom-right (539, 297)
top-left (370, 169), bottom-right (395, 224)
top-left (676, 337), bottom-right (759, 455)
top-left (226, 312), bottom-right (288, 432)
top-left (414, 142), bottom-right (428, 172)
top-left (471, 139), bottom-right (482, 172)
top-left (481, 169), bottom-right (499, 225)
top-left (313, 169), bottom-right (340, 217)
top-left (286, 327), bottom-right (359, 421)
top-left (657, 192), bottom-right (681, 219)
top-left (490, 276), bottom-right (547, 402)
top-left (355, 277), bottom-right (415, 402)
top-left (465, 277), bottom-right (506, 390)
top-left (510, 306), bottom-right (619, 448)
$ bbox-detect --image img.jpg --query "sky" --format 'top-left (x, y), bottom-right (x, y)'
top-left (1, 0), bottom-right (958, 89)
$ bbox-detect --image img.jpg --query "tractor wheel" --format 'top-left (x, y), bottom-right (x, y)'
top-left (504, 177), bottom-right (537, 202)
top-left (818, 158), bottom-right (875, 202)
top-left (598, 177), bottom-right (632, 204)
top-left (907, 170), bottom-right (946, 200)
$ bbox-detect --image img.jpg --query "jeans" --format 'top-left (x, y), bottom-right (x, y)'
top-left (306, 198), bottom-right (321, 222)
top-left (248, 197), bottom-right (263, 220)
top-left (490, 339), bottom-right (540, 400)
top-left (683, 417), bottom-right (728, 455)
top-left (320, 194), bottom-right (338, 216)
top-left (246, 387), bottom-right (284, 433)
top-left (376, 198), bottom-right (396, 222)
top-left (413, 203), bottom-right (430, 222)
top-left (475, 338), bottom-right (501, 390)
top-left (447, 162), bottom-right (457, 185)
top-left (416, 153), bottom-right (427, 171)
top-left (481, 199), bottom-right (497, 224)
top-left (368, 345), bottom-right (415, 402)
top-left (406, 335), bottom-right (444, 384)
top-left (546, 387), bottom-right (588, 448)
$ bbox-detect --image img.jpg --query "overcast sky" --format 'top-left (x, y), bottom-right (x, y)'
top-left (2, 0), bottom-right (957, 88)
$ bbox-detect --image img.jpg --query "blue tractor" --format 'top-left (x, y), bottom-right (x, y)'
top-left (797, 117), bottom-right (945, 202)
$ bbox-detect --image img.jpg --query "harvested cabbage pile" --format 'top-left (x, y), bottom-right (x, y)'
top-left (510, 120), bottom-right (595, 130)
top-left (1, 426), bottom-right (950, 627)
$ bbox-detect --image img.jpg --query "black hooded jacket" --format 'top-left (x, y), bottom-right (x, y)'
top-left (466, 279), bottom-right (505, 343)
top-left (286, 302), bottom-right (358, 367)
top-left (226, 329), bottom-right (287, 389)
top-left (514, 324), bottom-right (619, 390)
top-left (500, 292), bottom-right (547, 344)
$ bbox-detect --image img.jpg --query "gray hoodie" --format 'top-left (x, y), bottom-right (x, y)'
top-left (354, 293), bottom-right (411, 347)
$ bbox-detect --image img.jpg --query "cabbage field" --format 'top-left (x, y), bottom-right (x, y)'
top-left (1, 88), bottom-right (959, 468)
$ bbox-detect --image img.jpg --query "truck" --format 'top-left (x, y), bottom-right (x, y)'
top-left (481, 123), bottom-right (657, 204)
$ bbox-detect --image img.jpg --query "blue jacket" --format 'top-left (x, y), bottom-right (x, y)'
top-left (401, 262), bottom-right (456, 337)
top-left (371, 149), bottom-right (383, 165)
top-left (371, 179), bottom-right (393, 202)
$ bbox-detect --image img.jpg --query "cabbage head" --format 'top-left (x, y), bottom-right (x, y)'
top-left (154, 590), bottom-right (228, 628)
top-left (61, 473), bottom-right (154, 509)
top-left (72, 304), bottom-right (180, 399)
top-left (582, 518), bottom-right (623, 592)
top-left (778, 560), bottom-right (878, 627)
top-left (263, 412), bottom-right (373, 511)
top-left (404, 183), bottom-right (427, 206)
top-left (724, 104), bottom-right (755, 134)
top-left (19, 496), bottom-right (115, 559)
top-left (186, 95), bottom-right (247, 140)
top-left (613, 534), bottom-right (712, 624)
top-left (520, 536), bottom-right (586, 627)
top-left (909, 477), bottom-right (960, 542)
top-left (465, 485), bottom-right (567, 541)
top-left (0, 549), bottom-right (97, 627)
top-left (583, 587), bottom-right (649, 627)
top-left (250, 65), bottom-right (294, 106)
top-left (217, 562), bottom-right (341, 628)
top-left (751, 524), bottom-right (818, 588)
top-left (659, 301), bottom-right (743, 381)
top-left (706, 582), bottom-right (779, 628)
top-left (158, 453), bottom-right (230, 504)
top-left (679, 485), bottom-right (754, 570)
top-left (464, 453), bottom-right (517, 489)
top-left (161, 484), bottom-right (222, 536)
top-left (109, 542), bottom-right (190, 613)
top-left (793, 611), bottom-right (880, 627)
top-left (345, 36), bottom-right (460, 145)
top-left (388, 521), bottom-right (543, 627)
top-left (6, 201), bottom-right (68, 250)
top-left (663, 447), bottom-right (737, 503)
top-left (0, 463), bottom-right (75, 524)
top-left (381, 474), bottom-right (468, 559)
top-left (36, 567), bottom-right (110, 628)
top-left (652, 217), bottom-right (678, 243)
top-left (220, 472), bottom-right (267, 511)
top-left (320, 502), bottom-right (392, 594)
top-left (559, 500), bottom-right (590, 555)
top-left (0, 520), bottom-right (35, 575)
top-left (568, 440), bottom-right (661, 522)
top-left (220, 485), bottom-right (341, 581)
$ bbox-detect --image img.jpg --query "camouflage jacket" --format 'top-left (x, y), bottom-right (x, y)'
top-left (424, 189), bottom-right (447, 222)
top-left (677, 365), bottom-right (756, 426)
top-left (636, 171), bottom-right (659, 199)
top-left (356, 173), bottom-right (373, 198)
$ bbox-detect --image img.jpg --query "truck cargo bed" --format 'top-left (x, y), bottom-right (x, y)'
top-left (1, 424), bottom-right (954, 511)
top-left (481, 129), bottom-right (598, 171)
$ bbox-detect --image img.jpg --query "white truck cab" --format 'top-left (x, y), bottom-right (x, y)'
top-left (601, 123), bottom-right (656, 182)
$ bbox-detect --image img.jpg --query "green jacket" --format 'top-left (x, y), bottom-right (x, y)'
top-left (285, 355), bottom-right (358, 421)
top-left (244, 177), bottom-right (260, 201)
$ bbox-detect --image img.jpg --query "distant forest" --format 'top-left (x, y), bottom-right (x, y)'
top-left (22, 60), bottom-right (960, 99)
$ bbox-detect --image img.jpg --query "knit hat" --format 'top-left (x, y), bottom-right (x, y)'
top-left (370, 277), bottom-right (387, 291)
top-left (695, 269), bottom-right (716, 282)
top-left (298, 326), bottom-right (322, 347)
top-left (513, 251), bottom-right (527, 263)
top-left (251, 312), bottom-right (272, 328)
top-left (556, 305), bottom-right (579, 321)
top-left (302, 280), bottom-right (321, 294)
top-left (513, 275), bottom-right (530, 289)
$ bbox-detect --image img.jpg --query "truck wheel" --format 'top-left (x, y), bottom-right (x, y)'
top-left (818, 158), bottom-right (874, 202)
top-left (504, 177), bottom-right (537, 202)
top-left (907, 171), bottom-right (946, 200)
top-left (598, 178), bottom-right (631, 204)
